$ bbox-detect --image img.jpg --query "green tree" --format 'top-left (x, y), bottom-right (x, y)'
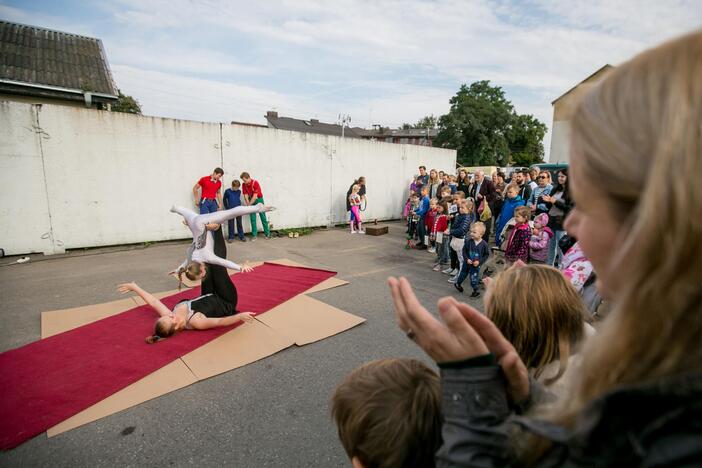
top-left (435, 81), bottom-right (514, 166)
top-left (506, 113), bottom-right (547, 166)
top-left (111, 90), bottom-right (142, 114)
top-left (414, 114), bottom-right (438, 129)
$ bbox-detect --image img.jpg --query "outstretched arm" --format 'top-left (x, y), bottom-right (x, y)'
top-left (189, 312), bottom-right (255, 330)
top-left (201, 254), bottom-right (251, 272)
top-left (118, 282), bottom-right (171, 317)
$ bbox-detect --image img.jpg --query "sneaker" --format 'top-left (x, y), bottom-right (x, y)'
top-left (432, 264), bottom-right (441, 271)
top-left (358, 230), bottom-right (365, 234)
top-left (471, 290), bottom-right (481, 298)
top-left (250, 237), bottom-right (257, 242)
top-left (454, 283), bottom-right (464, 293)
top-left (441, 267), bottom-right (453, 274)
top-left (450, 268), bottom-right (458, 275)
top-left (427, 248), bottom-right (436, 253)
top-left (227, 238), bottom-right (234, 243)
top-left (448, 276), bottom-right (457, 283)
top-left (239, 237), bottom-right (247, 242)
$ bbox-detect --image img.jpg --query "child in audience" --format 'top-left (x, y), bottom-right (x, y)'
top-left (413, 187), bottom-right (430, 250)
top-left (431, 202), bottom-right (449, 271)
top-left (495, 183), bottom-right (525, 247)
top-left (223, 179), bottom-right (246, 242)
top-left (448, 200), bottom-right (471, 283)
top-left (454, 221), bottom-right (490, 296)
top-left (348, 184), bottom-right (364, 234)
top-left (331, 358), bottom-right (442, 468)
top-left (485, 264), bottom-right (594, 398)
top-left (504, 206), bottom-right (531, 264)
top-left (425, 198), bottom-right (438, 252)
top-left (529, 213), bottom-right (553, 264)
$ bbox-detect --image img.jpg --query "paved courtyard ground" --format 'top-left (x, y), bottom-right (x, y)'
top-left (0, 221), bottom-right (482, 467)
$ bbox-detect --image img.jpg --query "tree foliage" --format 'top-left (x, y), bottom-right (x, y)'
top-left (435, 81), bottom-right (546, 166)
top-left (111, 90), bottom-right (142, 114)
top-left (414, 114), bottom-right (438, 129)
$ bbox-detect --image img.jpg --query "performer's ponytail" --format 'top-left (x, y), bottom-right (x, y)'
top-left (145, 335), bottom-right (162, 344)
top-left (146, 317), bottom-right (176, 344)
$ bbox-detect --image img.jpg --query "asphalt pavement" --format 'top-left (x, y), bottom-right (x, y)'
top-left (0, 221), bottom-right (483, 467)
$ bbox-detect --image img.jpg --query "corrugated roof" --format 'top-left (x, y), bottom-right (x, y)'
top-left (0, 20), bottom-right (117, 96)
top-left (266, 115), bottom-right (361, 138)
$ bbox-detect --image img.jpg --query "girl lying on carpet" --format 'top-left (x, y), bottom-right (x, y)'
top-left (170, 204), bottom-right (275, 279)
top-left (117, 282), bottom-right (255, 343)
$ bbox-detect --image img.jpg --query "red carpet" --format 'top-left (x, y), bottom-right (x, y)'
top-left (0, 263), bottom-right (335, 450)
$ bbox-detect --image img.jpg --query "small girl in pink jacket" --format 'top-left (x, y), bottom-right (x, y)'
top-left (529, 213), bottom-right (553, 264)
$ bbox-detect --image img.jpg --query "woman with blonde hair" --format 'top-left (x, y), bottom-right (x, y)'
top-left (388, 31), bottom-right (702, 465)
top-left (427, 169), bottom-right (441, 199)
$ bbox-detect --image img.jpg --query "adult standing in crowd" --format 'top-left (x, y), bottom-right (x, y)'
top-left (528, 167), bottom-right (539, 191)
top-left (389, 31), bottom-right (702, 466)
top-left (492, 171), bottom-right (507, 222)
top-left (469, 170), bottom-right (497, 241)
top-left (417, 166), bottom-right (429, 186)
top-left (513, 170), bottom-right (533, 203)
top-left (542, 169), bottom-right (572, 266)
top-left (427, 169), bottom-right (441, 199)
top-left (346, 176), bottom-right (367, 223)
top-left (240, 171), bottom-right (270, 240)
top-left (192, 167), bottom-right (224, 214)
top-left (457, 169), bottom-right (470, 195)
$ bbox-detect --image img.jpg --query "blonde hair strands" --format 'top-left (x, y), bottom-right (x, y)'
top-left (551, 30), bottom-right (702, 431)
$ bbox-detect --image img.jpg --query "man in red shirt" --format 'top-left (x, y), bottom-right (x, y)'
top-left (193, 167), bottom-right (224, 214)
top-left (241, 171), bottom-right (270, 239)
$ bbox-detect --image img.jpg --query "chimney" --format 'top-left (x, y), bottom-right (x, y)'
top-left (310, 119), bottom-right (319, 124)
top-left (266, 110), bottom-right (278, 119)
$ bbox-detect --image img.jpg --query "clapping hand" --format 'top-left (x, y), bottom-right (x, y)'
top-left (388, 276), bottom-right (529, 404)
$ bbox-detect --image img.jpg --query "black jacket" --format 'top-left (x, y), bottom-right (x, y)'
top-left (437, 364), bottom-right (702, 467)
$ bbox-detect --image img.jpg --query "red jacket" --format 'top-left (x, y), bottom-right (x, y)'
top-left (425, 208), bottom-right (437, 229)
top-left (432, 214), bottom-right (448, 234)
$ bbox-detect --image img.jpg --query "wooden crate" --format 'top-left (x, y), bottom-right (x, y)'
top-left (364, 225), bottom-right (388, 236)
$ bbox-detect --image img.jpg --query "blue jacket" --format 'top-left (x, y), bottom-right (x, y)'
top-left (463, 238), bottom-right (490, 265)
top-left (223, 188), bottom-right (242, 209)
top-left (495, 196), bottom-right (525, 245)
top-left (415, 196), bottom-right (430, 218)
top-left (450, 213), bottom-right (470, 238)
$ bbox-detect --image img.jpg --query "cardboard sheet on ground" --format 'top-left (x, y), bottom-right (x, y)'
top-left (41, 261), bottom-right (358, 438)
top-left (257, 295), bottom-right (366, 346)
top-left (47, 359), bottom-right (197, 437)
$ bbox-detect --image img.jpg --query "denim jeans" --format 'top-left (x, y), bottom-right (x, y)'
top-left (227, 216), bottom-right (244, 240)
top-left (456, 262), bottom-right (481, 291)
top-left (547, 229), bottom-right (566, 266)
top-left (199, 198), bottom-right (219, 214)
top-left (437, 237), bottom-right (450, 265)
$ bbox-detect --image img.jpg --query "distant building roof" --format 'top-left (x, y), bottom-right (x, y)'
top-left (265, 111), bottom-right (361, 138)
top-left (355, 127), bottom-right (438, 138)
top-left (551, 64), bottom-right (614, 104)
top-left (0, 20), bottom-right (118, 101)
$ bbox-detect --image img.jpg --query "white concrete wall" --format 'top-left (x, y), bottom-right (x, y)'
top-left (0, 101), bottom-right (455, 255)
top-left (549, 120), bottom-right (571, 164)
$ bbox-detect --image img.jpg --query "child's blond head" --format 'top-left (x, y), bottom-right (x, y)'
top-left (486, 265), bottom-right (587, 384)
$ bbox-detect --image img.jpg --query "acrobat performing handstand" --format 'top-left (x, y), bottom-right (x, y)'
top-left (170, 203), bottom-right (275, 283)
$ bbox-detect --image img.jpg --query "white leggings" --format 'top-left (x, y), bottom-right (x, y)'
top-left (171, 205), bottom-right (264, 271)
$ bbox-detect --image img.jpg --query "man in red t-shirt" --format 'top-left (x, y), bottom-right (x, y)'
top-left (241, 171), bottom-right (270, 239)
top-left (193, 167), bottom-right (224, 214)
